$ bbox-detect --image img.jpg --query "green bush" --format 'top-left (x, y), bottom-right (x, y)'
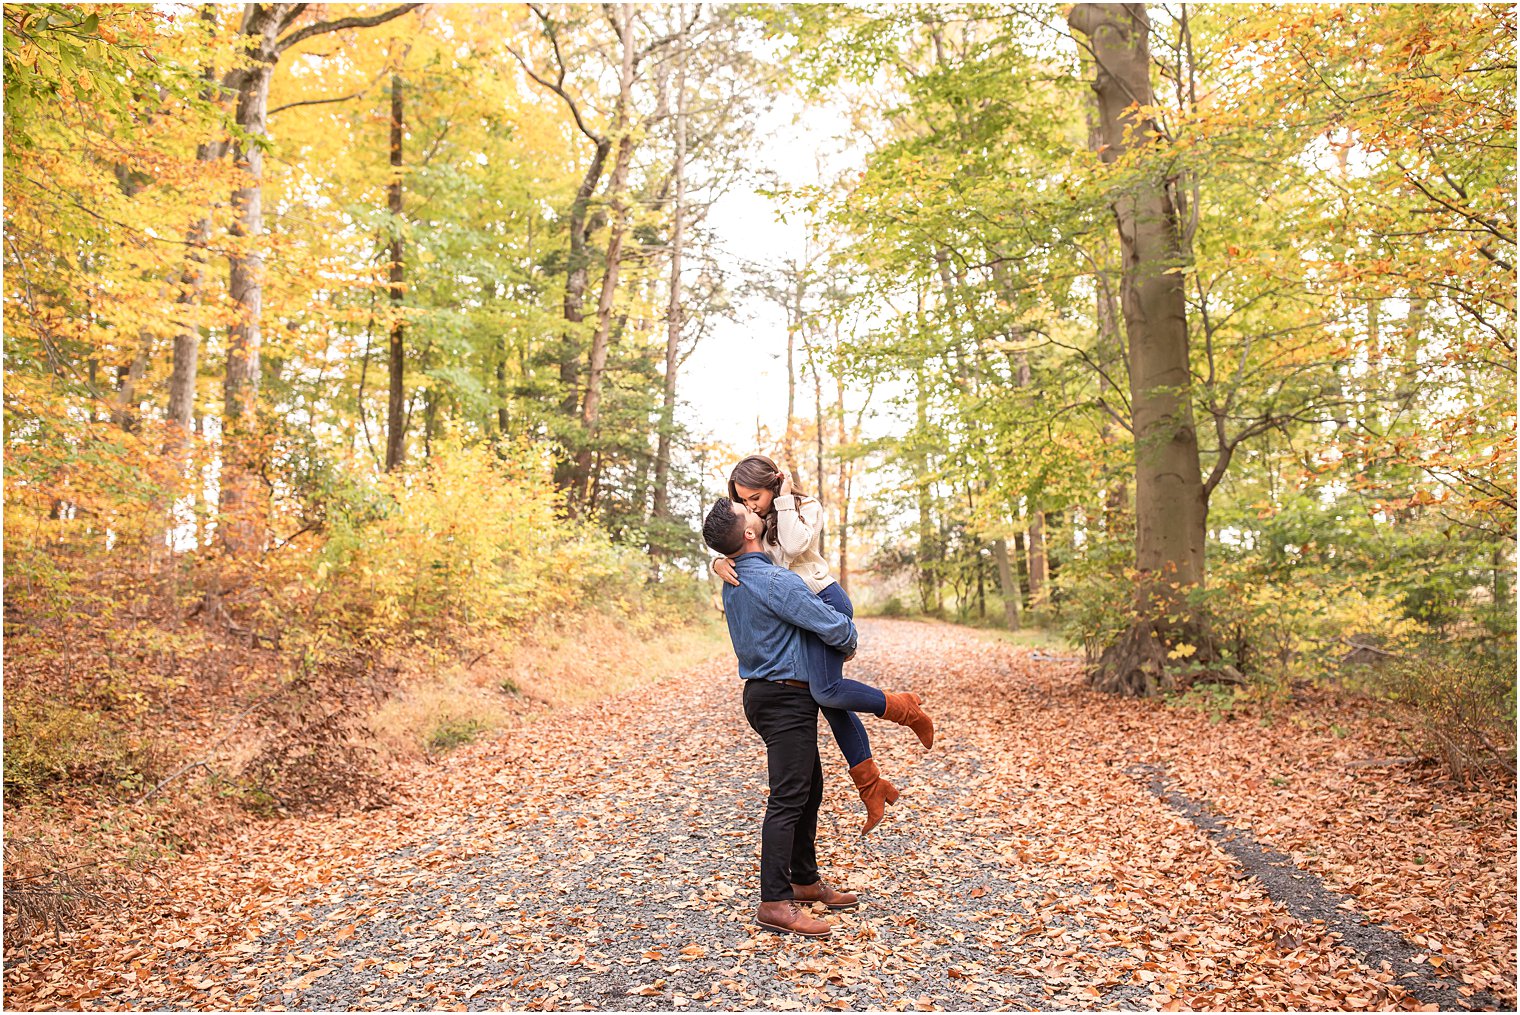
top-left (427, 716), bottom-right (485, 754)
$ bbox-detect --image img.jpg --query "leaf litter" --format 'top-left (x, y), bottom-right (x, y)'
top-left (3, 620), bottom-right (1513, 1011)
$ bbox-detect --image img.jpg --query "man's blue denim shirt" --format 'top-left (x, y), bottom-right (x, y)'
top-left (721, 552), bottom-right (858, 682)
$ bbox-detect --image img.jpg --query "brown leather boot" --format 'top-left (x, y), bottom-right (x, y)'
top-left (791, 880), bottom-right (860, 909)
top-left (881, 691), bottom-right (935, 749)
top-left (848, 759), bottom-right (900, 835)
top-left (756, 900), bottom-right (832, 937)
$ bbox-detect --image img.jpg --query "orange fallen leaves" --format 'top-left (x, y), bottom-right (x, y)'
top-left (3, 620), bottom-right (1514, 1012)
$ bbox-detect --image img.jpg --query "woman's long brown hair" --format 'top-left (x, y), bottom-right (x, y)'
top-left (727, 454), bottom-right (806, 547)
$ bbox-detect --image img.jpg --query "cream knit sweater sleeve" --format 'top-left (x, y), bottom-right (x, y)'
top-left (771, 493), bottom-right (822, 563)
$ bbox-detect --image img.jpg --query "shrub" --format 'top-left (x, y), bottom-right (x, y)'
top-left (296, 436), bottom-right (657, 646)
top-left (1371, 642), bottom-right (1517, 785)
top-left (3, 695), bottom-right (149, 801)
top-left (1063, 548), bottom-right (1426, 689)
top-left (427, 716), bottom-right (485, 754)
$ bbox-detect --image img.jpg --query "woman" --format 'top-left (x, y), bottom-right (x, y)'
top-left (714, 454), bottom-right (935, 834)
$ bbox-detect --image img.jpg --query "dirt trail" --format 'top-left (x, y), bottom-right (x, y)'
top-left (6, 620), bottom-right (1511, 1011)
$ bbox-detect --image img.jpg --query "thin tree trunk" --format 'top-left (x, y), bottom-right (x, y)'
top-left (219, 8), bottom-right (281, 553)
top-left (495, 355), bottom-right (509, 436)
top-left (784, 264), bottom-right (802, 466)
top-left (166, 6), bottom-right (221, 463)
top-left (572, 5), bottom-right (636, 506)
top-left (168, 213), bottom-right (209, 448)
top-left (914, 361), bottom-right (937, 616)
top-left (836, 367), bottom-right (850, 593)
top-left (994, 538), bottom-right (1022, 631)
top-left (1011, 347), bottom-right (1049, 608)
top-left (1028, 510), bottom-right (1049, 607)
top-left (109, 337), bottom-right (152, 432)
top-left (812, 335), bottom-right (826, 559)
top-left (651, 12), bottom-right (688, 541)
top-left (385, 72), bottom-right (406, 472)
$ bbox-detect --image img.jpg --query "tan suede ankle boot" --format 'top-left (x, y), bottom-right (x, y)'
top-left (848, 758), bottom-right (900, 835)
top-left (881, 691), bottom-right (935, 749)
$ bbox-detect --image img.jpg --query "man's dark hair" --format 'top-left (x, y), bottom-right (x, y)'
top-left (702, 497), bottom-right (746, 556)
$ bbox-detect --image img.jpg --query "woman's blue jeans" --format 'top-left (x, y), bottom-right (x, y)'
top-left (808, 582), bottom-right (885, 769)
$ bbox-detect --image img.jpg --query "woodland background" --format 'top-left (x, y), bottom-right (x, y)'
top-left (2, 0), bottom-right (1514, 960)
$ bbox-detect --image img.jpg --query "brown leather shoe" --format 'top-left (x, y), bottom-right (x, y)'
top-left (756, 900), bottom-right (832, 937)
top-left (848, 758), bottom-right (900, 835)
top-left (791, 880), bottom-right (860, 909)
top-left (881, 691), bottom-right (935, 749)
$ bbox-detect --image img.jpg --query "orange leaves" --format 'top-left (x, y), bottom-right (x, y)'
top-left (5, 620), bottom-right (1515, 1011)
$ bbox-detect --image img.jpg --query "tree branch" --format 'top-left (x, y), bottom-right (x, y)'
top-left (275, 3), bottom-right (422, 55)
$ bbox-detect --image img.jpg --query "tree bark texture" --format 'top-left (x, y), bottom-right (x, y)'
top-left (385, 72), bottom-right (406, 472)
top-left (651, 14), bottom-right (688, 537)
top-left (1071, 2), bottom-right (1209, 694)
top-left (995, 537), bottom-right (1022, 631)
top-left (572, 5), bottom-right (637, 507)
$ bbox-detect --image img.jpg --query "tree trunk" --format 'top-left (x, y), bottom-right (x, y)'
top-left (385, 72), bottom-right (406, 472)
top-left (217, 3), bottom-right (421, 550)
top-left (553, 137), bottom-right (610, 490)
top-left (914, 361), bottom-right (937, 616)
top-left (1081, 42), bottom-right (1131, 533)
top-left (219, 8), bottom-right (282, 554)
top-left (1071, 3), bottom-right (1209, 695)
top-left (1011, 347), bottom-right (1049, 609)
top-left (165, 5), bottom-right (222, 462)
top-left (495, 354), bottom-right (509, 436)
top-left (784, 265), bottom-right (802, 467)
top-left (1028, 509), bottom-right (1049, 607)
top-left (572, 5), bottom-right (636, 507)
top-left (167, 211), bottom-right (209, 449)
top-left (812, 337), bottom-right (826, 559)
top-left (994, 538), bottom-right (1022, 631)
top-left (651, 16), bottom-right (688, 541)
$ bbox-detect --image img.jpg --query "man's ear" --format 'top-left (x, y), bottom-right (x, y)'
top-left (743, 520), bottom-right (761, 542)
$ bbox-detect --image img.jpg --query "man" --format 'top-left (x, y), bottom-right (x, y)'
top-left (702, 497), bottom-right (861, 938)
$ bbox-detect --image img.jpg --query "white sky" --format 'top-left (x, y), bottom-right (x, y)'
top-left (678, 90), bottom-right (877, 496)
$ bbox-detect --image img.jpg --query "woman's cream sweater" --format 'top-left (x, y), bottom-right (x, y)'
top-left (765, 494), bottom-right (836, 594)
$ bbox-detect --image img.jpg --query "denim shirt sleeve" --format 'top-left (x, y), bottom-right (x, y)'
top-left (766, 569), bottom-right (858, 655)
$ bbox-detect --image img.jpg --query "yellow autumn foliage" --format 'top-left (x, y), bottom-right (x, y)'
top-left (299, 437), bottom-right (679, 645)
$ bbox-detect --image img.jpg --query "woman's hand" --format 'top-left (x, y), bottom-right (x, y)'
top-left (777, 468), bottom-right (794, 497)
top-left (713, 556), bottom-right (740, 587)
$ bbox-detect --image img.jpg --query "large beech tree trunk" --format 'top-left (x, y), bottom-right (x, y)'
top-left (1070, 3), bottom-right (1209, 695)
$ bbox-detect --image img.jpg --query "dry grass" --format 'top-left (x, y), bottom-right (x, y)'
top-left (368, 612), bottom-right (728, 760)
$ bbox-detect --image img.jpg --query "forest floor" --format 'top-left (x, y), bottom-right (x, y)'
top-left (3, 619), bottom-right (1514, 1012)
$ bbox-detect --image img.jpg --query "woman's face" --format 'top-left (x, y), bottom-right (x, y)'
top-left (732, 482), bottom-right (774, 516)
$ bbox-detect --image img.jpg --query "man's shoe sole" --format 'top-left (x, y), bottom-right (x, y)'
top-left (757, 919), bottom-right (832, 937)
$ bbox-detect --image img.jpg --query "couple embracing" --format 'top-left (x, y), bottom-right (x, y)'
top-left (702, 455), bottom-right (936, 938)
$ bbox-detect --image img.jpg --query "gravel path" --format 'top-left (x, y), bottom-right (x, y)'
top-left (41, 619), bottom-right (1496, 1011)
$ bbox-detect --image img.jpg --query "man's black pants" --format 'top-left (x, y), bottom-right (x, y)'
top-left (742, 677), bottom-right (823, 902)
